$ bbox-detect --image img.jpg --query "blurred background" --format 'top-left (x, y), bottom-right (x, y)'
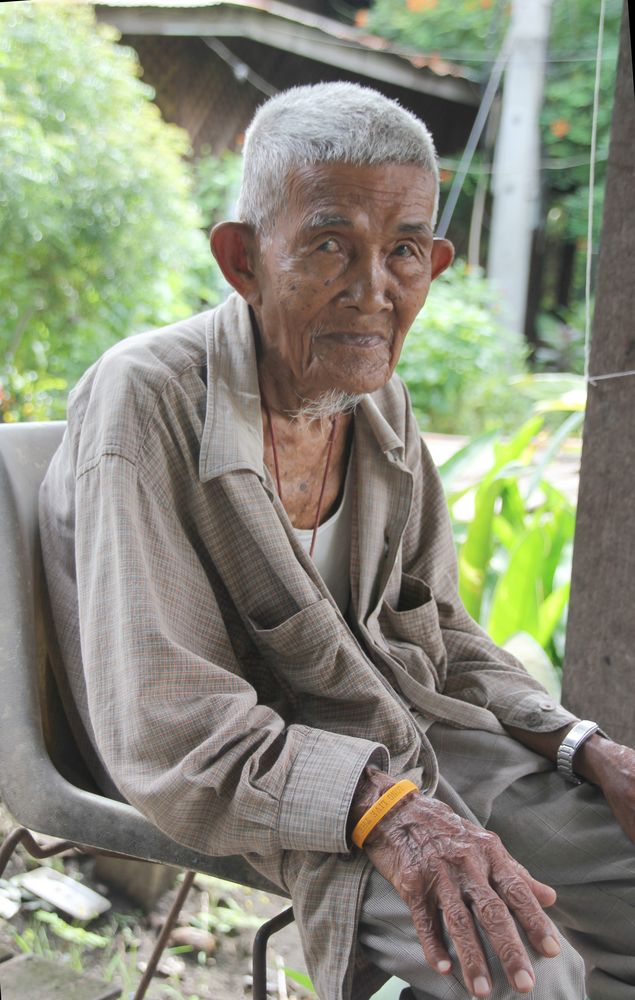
top-left (0, 3), bottom-right (626, 997)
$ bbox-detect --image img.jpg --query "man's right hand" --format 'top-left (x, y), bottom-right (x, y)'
top-left (351, 767), bottom-right (562, 998)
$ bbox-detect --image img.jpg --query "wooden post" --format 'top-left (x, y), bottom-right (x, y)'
top-left (487, 0), bottom-right (553, 335)
top-left (561, 2), bottom-right (635, 746)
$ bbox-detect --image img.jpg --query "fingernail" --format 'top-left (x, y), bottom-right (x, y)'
top-left (473, 976), bottom-right (490, 996)
top-left (514, 970), bottom-right (534, 991)
top-left (542, 934), bottom-right (561, 956)
top-left (437, 959), bottom-right (451, 973)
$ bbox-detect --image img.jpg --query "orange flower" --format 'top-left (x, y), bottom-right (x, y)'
top-left (406, 0), bottom-right (439, 12)
top-left (354, 9), bottom-right (369, 27)
top-left (480, 0), bottom-right (493, 7)
top-left (550, 118), bottom-right (571, 139)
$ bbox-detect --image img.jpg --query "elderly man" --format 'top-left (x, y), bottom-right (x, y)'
top-left (40, 83), bottom-right (635, 1000)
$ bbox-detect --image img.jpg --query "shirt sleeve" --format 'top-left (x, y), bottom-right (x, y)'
top-left (401, 414), bottom-right (578, 735)
top-left (73, 452), bottom-right (387, 859)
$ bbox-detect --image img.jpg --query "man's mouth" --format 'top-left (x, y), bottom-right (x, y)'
top-left (322, 332), bottom-right (387, 348)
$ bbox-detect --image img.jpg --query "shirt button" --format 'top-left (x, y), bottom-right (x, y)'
top-left (539, 700), bottom-right (556, 711)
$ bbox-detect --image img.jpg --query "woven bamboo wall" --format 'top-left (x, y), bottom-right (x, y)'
top-left (123, 34), bottom-right (262, 154)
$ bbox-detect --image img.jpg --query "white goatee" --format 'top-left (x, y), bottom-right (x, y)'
top-left (293, 389), bottom-right (364, 422)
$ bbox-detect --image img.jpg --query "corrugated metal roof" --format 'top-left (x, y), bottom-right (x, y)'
top-left (91, 0), bottom-right (477, 84)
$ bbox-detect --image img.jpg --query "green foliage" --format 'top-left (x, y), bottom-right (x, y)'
top-left (187, 872), bottom-right (265, 936)
top-left (193, 148), bottom-right (243, 231)
top-left (440, 400), bottom-right (582, 672)
top-left (367, 0), bottom-right (508, 65)
top-left (397, 261), bottom-right (530, 434)
top-left (541, 0), bottom-right (621, 244)
top-left (0, 364), bottom-right (67, 422)
top-left (0, 2), bottom-right (220, 419)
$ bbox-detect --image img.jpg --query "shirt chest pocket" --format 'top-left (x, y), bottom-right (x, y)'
top-left (247, 599), bottom-right (346, 697)
top-left (379, 573), bottom-right (447, 690)
top-left (247, 599), bottom-right (418, 751)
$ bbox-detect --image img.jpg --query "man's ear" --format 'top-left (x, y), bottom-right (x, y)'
top-left (210, 222), bottom-right (260, 302)
top-left (430, 238), bottom-right (455, 280)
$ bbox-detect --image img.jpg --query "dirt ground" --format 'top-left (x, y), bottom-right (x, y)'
top-left (0, 800), bottom-right (311, 1000)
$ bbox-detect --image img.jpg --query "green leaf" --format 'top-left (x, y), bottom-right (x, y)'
top-left (284, 967), bottom-right (316, 993)
top-left (491, 416), bottom-right (544, 473)
top-left (436, 428), bottom-right (500, 491)
top-left (503, 633), bottom-right (562, 701)
top-left (487, 528), bottom-right (546, 645)
top-left (537, 582), bottom-right (571, 648)
top-left (525, 410), bottom-right (585, 500)
top-left (458, 477), bottom-right (504, 620)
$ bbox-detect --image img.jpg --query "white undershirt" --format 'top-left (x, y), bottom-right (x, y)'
top-left (293, 458), bottom-right (353, 613)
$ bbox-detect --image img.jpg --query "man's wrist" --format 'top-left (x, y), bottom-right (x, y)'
top-left (572, 731), bottom-right (611, 785)
top-left (556, 720), bottom-right (601, 784)
top-left (347, 766), bottom-right (396, 841)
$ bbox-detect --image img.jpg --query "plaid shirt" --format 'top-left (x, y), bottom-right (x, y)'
top-left (40, 293), bottom-right (576, 1000)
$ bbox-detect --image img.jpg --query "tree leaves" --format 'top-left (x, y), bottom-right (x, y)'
top-left (0, 3), bottom-right (225, 420)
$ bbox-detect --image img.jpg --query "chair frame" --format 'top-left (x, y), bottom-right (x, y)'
top-left (0, 421), bottom-right (294, 1000)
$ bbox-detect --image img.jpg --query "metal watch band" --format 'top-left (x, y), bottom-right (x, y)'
top-left (556, 720), bottom-right (600, 784)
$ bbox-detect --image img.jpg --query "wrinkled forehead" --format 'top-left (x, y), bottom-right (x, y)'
top-left (271, 160), bottom-right (437, 236)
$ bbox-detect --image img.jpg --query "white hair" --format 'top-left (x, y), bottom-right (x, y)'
top-left (292, 389), bottom-right (364, 422)
top-left (237, 82), bottom-right (440, 234)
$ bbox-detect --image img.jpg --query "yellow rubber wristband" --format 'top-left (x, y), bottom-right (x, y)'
top-left (351, 779), bottom-right (418, 849)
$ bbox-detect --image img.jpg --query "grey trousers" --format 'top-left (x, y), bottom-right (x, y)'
top-left (358, 724), bottom-right (635, 1000)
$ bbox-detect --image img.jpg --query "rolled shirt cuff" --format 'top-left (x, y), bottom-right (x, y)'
top-left (277, 727), bottom-right (389, 854)
top-left (502, 691), bottom-right (578, 732)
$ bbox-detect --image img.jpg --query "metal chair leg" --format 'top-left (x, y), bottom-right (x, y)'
top-left (0, 826), bottom-right (76, 878)
top-left (133, 869), bottom-right (196, 1000)
top-left (252, 905), bottom-right (295, 1000)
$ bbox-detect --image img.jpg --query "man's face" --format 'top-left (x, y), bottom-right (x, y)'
top-left (248, 161), bottom-right (452, 399)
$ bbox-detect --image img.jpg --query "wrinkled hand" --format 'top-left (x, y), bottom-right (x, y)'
top-left (577, 736), bottom-right (635, 843)
top-left (352, 769), bottom-right (561, 998)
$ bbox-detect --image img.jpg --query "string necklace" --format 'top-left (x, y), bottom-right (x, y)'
top-left (262, 396), bottom-right (338, 559)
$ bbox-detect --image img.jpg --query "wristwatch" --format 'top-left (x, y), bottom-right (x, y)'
top-left (556, 720), bottom-right (600, 784)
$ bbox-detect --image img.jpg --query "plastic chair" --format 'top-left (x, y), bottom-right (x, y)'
top-left (0, 420), bottom-right (293, 1000)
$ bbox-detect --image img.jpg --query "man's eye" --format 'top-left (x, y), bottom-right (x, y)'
top-left (317, 238), bottom-right (340, 253)
top-left (393, 243), bottom-right (414, 257)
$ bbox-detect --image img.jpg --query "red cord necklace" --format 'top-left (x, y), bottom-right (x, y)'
top-left (262, 397), bottom-right (338, 559)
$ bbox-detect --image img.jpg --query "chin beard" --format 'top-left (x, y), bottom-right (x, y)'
top-left (292, 388), bottom-right (364, 422)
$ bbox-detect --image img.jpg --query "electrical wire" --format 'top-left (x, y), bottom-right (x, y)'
top-left (202, 36), bottom-right (278, 98)
top-left (436, 30), bottom-right (512, 238)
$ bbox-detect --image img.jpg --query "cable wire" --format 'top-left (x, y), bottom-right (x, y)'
top-left (436, 30), bottom-right (512, 238)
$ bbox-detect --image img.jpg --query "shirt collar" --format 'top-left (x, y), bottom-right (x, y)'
top-left (199, 292), bottom-right (405, 483)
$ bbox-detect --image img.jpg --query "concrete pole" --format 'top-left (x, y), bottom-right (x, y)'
top-left (561, 2), bottom-right (635, 746)
top-left (487, 0), bottom-right (553, 335)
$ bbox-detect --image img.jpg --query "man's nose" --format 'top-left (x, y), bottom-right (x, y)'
top-left (344, 252), bottom-right (393, 314)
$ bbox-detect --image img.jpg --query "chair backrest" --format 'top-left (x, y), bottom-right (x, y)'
top-left (0, 421), bottom-right (66, 589)
top-left (0, 422), bottom-right (69, 800)
top-left (0, 421), bottom-right (98, 790)
top-left (0, 421), bottom-right (280, 892)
